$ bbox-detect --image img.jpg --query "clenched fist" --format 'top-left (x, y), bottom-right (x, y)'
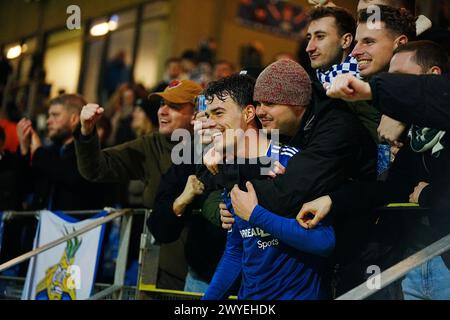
top-left (377, 115), bottom-right (406, 147)
top-left (324, 74), bottom-right (372, 102)
top-left (173, 175), bottom-right (205, 217)
top-left (80, 103), bottom-right (105, 136)
top-left (219, 202), bottom-right (234, 230)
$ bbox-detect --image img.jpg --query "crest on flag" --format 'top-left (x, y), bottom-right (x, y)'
top-left (22, 210), bottom-right (106, 300)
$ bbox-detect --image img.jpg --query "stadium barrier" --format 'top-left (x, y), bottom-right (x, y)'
top-left (1, 205), bottom-right (448, 300)
top-left (136, 209), bottom-right (209, 300)
top-left (337, 204), bottom-right (450, 300)
top-left (0, 208), bottom-right (134, 300)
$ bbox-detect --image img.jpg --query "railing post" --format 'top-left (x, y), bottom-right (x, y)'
top-left (112, 210), bottom-right (133, 300)
top-left (136, 209), bottom-right (160, 300)
top-left (136, 209), bottom-right (150, 299)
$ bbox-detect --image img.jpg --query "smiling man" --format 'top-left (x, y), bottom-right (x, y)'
top-left (352, 5), bottom-right (416, 79)
top-left (300, 40), bottom-right (450, 299)
top-left (148, 74), bottom-right (264, 294)
top-left (205, 85), bottom-right (266, 159)
top-left (335, 5), bottom-right (416, 144)
top-left (201, 67), bottom-right (337, 301)
top-left (255, 95), bottom-right (306, 143)
top-left (76, 80), bottom-right (201, 208)
top-left (74, 79), bottom-right (202, 291)
top-left (347, 5), bottom-right (415, 145)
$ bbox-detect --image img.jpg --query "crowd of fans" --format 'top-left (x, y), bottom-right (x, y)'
top-left (0, 0), bottom-right (449, 300)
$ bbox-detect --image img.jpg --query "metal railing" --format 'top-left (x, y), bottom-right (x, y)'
top-left (337, 233), bottom-right (450, 300)
top-left (136, 209), bottom-right (210, 300)
top-left (0, 275), bottom-right (136, 300)
top-left (336, 203), bottom-right (450, 300)
top-left (0, 208), bottom-right (141, 300)
top-left (3, 206), bottom-right (447, 300)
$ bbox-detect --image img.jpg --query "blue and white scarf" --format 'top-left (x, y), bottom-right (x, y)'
top-left (316, 55), bottom-right (361, 85)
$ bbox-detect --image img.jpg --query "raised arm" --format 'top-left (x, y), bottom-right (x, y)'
top-left (325, 73), bottom-right (450, 130)
top-left (370, 73), bottom-right (450, 130)
top-left (250, 107), bottom-right (376, 217)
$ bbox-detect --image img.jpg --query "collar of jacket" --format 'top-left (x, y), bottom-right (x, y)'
top-left (46, 140), bottom-right (75, 154)
top-left (161, 132), bottom-right (181, 147)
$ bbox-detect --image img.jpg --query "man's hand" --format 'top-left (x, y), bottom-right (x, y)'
top-left (296, 195), bottom-right (332, 229)
top-left (30, 129), bottom-right (42, 156)
top-left (17, 118), bottom-right (33, 155)
top-left (193, 112), bottom-right (218, 146)
top-left (409, 182), bottom-right (429, 204)
top-left (377, 115), bottom-right (406, 147)
top-left (203, 147), bottom-right (223, 175)
top-left (390, 145), bottom-right (402, 162)
top-left (230, 181), bottom-right (258, 222)
top-left (192, 111), bottom-right (208, 123)
top-left (182, 175), bottom-right (205, 201)
top-left (268, 161), bottom-right (286, 178)
top-left (325, 74), bottom-right (372, 102)
top-left (173, 175), bottom-right (204, 216)
top-left (80, 103), bottom-right (105, 136)
top-left (220, 202), bottom-right (235, 230)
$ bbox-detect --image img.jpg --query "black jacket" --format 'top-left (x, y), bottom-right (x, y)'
top-left (22, 142), bottom-right (114, 211)
top-left (148, 162), bottom-right (227, 283)
top-left (328, 139), bottom-right (437, 270)
top-left (368, 73), bottom-right (450, 268)
top-left (330, 144), bottom-right (432, 214)
top-left (0, 150), bottom-right (25, 210)
top-left (221, 80), bottom-right (377, 218)
top-left (195, 81), bottom-right (378, 294)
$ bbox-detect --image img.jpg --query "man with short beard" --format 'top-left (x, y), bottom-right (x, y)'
top-left (306, 6), bottom-right (381, 143)
top-left (306, 6), bottom-right (358, 83)
top-left (200, 68), bottom-right (336, 300)
top-left (16, 94), bottom-right (113, 211)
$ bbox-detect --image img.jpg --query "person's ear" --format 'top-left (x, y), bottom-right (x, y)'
top-left (428, 66), bottom-right (442, 75)
top-left (294, 105), bottom-right (307, 118)
top-left (70, 113), bottom-right (80, 129)
top-left (244, 105), bottom-right (256, 124)
top-left (393, 35), bottom-right (408, 49)
top-left (341, 33), bottom-right (353, 50)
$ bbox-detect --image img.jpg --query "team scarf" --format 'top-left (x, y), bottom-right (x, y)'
top-left (316, 55), bottom-right (361, 85)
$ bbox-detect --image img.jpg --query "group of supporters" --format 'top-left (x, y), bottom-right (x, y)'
top-left (1, 0), bottom-right (449, 300)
